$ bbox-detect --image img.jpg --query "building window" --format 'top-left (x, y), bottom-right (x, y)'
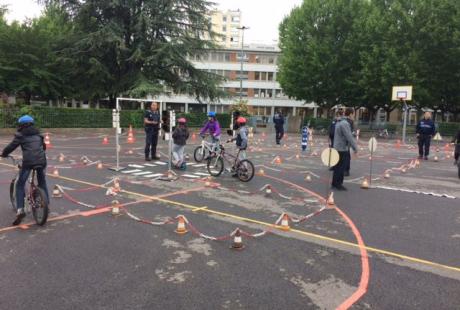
top-left (261, 72), bottom-right (267, 81)
top-left (222, 26), bottom-right (227, 32)
top-left (232, 16), bottom-right (240, 22)
top-left (267, 72), bottom-right (274, 81)
top-left (224, 53), bottom-right (231, 62)
top-left (223, 16), bottom-right (227, 22)
top-left (255, 72), bottom-right (261, 80)
top-left (268, 57), bottom-right (275, 64)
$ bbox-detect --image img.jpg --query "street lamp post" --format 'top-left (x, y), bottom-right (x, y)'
top-left (237, 26), bottom-right (249, 102)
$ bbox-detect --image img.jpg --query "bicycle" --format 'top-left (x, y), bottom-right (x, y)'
top-left (8, 156), bottom-right (49, 226)
top-left (206, 143), bottom-right (255, 182)
top-left (194, 135), bottom-right (220, 162)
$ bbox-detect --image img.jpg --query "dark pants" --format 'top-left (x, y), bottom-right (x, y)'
top-left (16, 166), bottom-right (49, 211)
top-left (418, 135), bottom-right (431, 157)
top-left (332, 151), bottom-right (350, 187)
top-left (454, 145), bottom-right (460, 161)
top-left (344, 149), bottom-right (351, 173)
top-left (145, 127), bottom-right (159, 159)
top-left (275, 127), bottom-right (284, 144)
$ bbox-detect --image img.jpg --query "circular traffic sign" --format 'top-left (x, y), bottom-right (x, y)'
top-left (368, 137), bottom-right (378, 153)
top-left (321, 148), bottom-right (340, 167)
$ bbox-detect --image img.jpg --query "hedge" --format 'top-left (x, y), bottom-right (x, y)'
top-left (0, 106), bottom-right (232, 129)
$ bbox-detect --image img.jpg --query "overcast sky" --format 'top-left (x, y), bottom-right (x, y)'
top-left (2, 0), bottom-right (302, 43)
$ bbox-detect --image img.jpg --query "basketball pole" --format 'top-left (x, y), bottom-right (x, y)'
top-left (402, 99), bottom-right (408, 145)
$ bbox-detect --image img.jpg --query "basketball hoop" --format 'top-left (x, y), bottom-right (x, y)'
top-left (396, 91), bottom-right (407, 100)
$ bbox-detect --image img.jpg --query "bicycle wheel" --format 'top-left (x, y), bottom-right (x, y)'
top-left (9, 178), bottom-right (17, 211)
top-left (207, 156), bottom-right (224, 177)
top-left (31, 187), bottom-right (49, 226)
top-left (194, 146), bottom-right (207, 162)
top-left (237, 159), bottom-right (255, 182)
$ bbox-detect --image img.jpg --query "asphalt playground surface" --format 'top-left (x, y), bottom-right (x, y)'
top-left (0, 129), bottom-right (459, 310)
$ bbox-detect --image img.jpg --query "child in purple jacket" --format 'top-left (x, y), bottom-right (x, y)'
top-left (200, 112), bottom-right (221, 145)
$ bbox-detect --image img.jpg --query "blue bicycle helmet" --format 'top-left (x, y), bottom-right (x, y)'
top-left (18, 115), bottom-right (34, 125)
top-left (207, 111), bottom-right (216, 117)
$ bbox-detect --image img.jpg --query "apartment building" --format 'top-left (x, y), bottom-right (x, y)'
top-left (209, 9), bottom-right (242, 48)
top-left (156, 43), bottom-right (317, 120)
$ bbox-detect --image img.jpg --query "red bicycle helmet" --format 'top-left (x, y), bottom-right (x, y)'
top-left (237, 117), bottom-right (247, 124)
top-left (178, 118), bottom-right (186, 123)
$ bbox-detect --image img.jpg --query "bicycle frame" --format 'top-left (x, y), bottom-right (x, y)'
top-left (10, 157), bottom-right (38, 213)
top-left (214, 145), bottom-right (242, 169)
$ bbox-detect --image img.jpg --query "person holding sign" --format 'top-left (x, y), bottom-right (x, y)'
top-left (144, 102), bottom-right (161, 161)
top-left (332, 108), bottom-right (358, 191)
top-left (416, 112), bottom-right (436, 160)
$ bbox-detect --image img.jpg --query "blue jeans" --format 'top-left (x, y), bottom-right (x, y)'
top-left (16, 167), bottom-right (49, 211)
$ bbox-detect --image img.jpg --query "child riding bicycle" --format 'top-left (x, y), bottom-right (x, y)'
top-left (227, 117), bottom-right (249, 175)
top-left (200, 111), bottom-right (221, 148)
top-left (172, 118), bottom-right (189, 170)
top-left (1, 115), bottom-right (49, 226)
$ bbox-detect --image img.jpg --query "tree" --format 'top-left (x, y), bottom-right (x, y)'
top-left (278, 0), bottom-right (366, 111)
top-left (44, 0), bottom-right (224, 107)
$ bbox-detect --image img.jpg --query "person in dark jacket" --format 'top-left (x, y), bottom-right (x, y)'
top-left (344, 114), bottom-right (356, 176)
top-left (273, 110), bottom-right (285, 145)
top-left (144, 102), bottom-right (161, 161)
top-left (329, 110), bottom-right (344, 147)
top-left (172, 118), bottom-right (190, 170)
top-left (451, 129), bottom-right (460, 165)
top-left (416, 112), bottom-right (436, 160)
top-left (1, 115), bottom-right (49, 225)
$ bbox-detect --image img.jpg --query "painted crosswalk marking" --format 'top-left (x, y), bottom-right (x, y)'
top-left (194, 172), bottom-right (210, 176)
top-left (132, 171), bottom-right (153, 176)
top-left (143, 163), bottom-right (157, 167)
top-left (182, 174), bottom-right (201, 179)
top-left (143, 173), bottom-right (164, 178)
top-left (154, 161), bottom-right (168, 165)
top-left (122, 169), bottom-right (142, 174)
top-left (128, 164), bottom-right (145, 168)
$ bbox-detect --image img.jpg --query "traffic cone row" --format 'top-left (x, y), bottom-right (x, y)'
top-left (127, 125), bottom-right (135, 143)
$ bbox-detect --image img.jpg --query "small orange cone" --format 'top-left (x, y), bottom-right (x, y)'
top-left (102, 136), bottom-right (109, 145)
top-left (44, 133), bottom-right (52, 149)
top-left (97, 162), bottom-right (103, 169)
top-left (52, 185), bottom-right (62, 198)
top-left (175, 215), bottom-right (188, 234)
top-left (274, 156), bottom-right (282, 164)
top-left (305, 173), bottom-right (312, 182)
top-left (395, 140), bottom-right (401, 149)
top-left (327, 192), bottom-right (335, 207)
top-left (401, 167), bottom-right (407, 173)
top-left (265, 185), bottom-right (272, 195)
top-left (361, 178), bottom-right (370, 189)
top-left (111, 200), bottom-right (121, 215)
top-left (384, 170), bottom-right (390, 179)
top-left (262, 132), bottom-right (266, 138)
top-left (279, 213), bottom-right (291, 231)
top-left (192, 133), bottom-right (197, 141)
top-left (231, 228), bottom-right (244, 250)
top-left (295, 154), bottom-right (300, 160)
top-left (434, 155), bottom-right (439, 162)
top-left (52, 168), bottom-right (59, 176)
top-left (58, 153), bottom-right (65, 162)
top-left (127, 125), bottom-right (135, 143)
top-left (113, 178), bottom-right (121, 192)
top-left (258, 168), bottom-right (265, 176)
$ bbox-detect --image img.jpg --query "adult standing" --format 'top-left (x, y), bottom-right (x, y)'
top-left (344, 110), bottom-right (356, 176)
top-left (416, 112), bottom-right (436, 160)
top-left (329, 110), bottom-right (343, 147)
top-left (144, 102), bottom-right (161, 161)
top-left (332, 108), bottom-right (358, 191)
top-left (273, 110), bottom-right (285, 145)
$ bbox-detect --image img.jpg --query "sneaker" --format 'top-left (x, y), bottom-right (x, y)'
top-left (12, 209), bottom-right (26, 226)
top-left (153, 156), bottom-right (161, 160)
top-left (332, 185), bottom-right (347, 191)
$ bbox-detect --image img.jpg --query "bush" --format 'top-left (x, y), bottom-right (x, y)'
top-left (303, 117), bottom-right (332, 130)
top-left (438, 122), bottom-right (460, 137)
top-left (176, 112), bottom-right (231, 128)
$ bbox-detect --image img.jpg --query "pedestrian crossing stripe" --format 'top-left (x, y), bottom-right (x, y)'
top-left (132, 171), bottom-right (152, 176)
top-left (143, 173), bottom-right (164, 178)
top-left (128, 164), bottom-right (145, 168)
top-left (143, 163), bottom-right (157, 167)
top-left (122, 169), bottom-right (142, 174)
top-left (182, 174), bottom-right (201, 179)
top-left (191, 164), bottom-right (206, 168)
top-left (194, 172), bottom-right (210, 176)
top-left (154, 161), bottom-right (168, 165)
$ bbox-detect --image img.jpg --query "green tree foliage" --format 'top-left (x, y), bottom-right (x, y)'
top-left (278, 0), bottom-right (460, 120)
top-left (44, 0), bottom-right (223, 106)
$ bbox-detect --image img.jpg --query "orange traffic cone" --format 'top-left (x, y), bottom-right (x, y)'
top-left (279, 213), bottom-right (291, 231)
top-left (44, 133), bottom-right (52, 149)
top-left (102, 136), bottom-right (109, 145)
top-left (58, 153), bottom-right (65, 162)
top-left (361, 178), bottom-right (370, 189)
top-left (384, 170), bottom-right (391, 179)
top-left (97, 162), bottom-right (103, 169)
top-left (395, 140), bottom-right (401, 149)
top-left (265, 185), bottom-right (272, 195)
top-left (52, 168), bottom-right (59, 176)
top-left (258, 168), bottom-right (265, 176)
top-left (111, 200), bottom-right (121, 215)
top-left (401, 167), bottom-right (407, 173)
top-left (52, 185), bottom-right (62, 198)
top-left (274, 156), bottom-right (282, 164)
top-left (231, 228), bottom-right (244, 250)
top-left (433, 155), bottom-right (439, 162)
top-left (113, 178), bottom-right (121, 192)
top-left (327, 192), bottom-right (335, 207)
top-left (192, 133), bottom-right (197, 141)
top-left (127, 125), bottom-right (135, 143)
top-left (175, 215), bottom-right (188, 234)
top-left (305, 173), bottom-right (312, 182)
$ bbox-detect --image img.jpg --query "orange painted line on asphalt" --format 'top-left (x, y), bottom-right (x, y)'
top-left (80, 207), bottom-right (111, 217)
top-left (262, 173), bottom-right (369, 310)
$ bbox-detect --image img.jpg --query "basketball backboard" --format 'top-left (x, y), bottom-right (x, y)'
top-left (392, 86), bottom-right (413, 101)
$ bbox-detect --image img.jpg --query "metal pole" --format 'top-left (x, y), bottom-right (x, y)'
top-left (237, 26), bottom-right (249, 102)
top-left (369, 138), bottom-right (374, 187)
top-left (116, 98), bottom-right (120, 171)
top-left (168, 111), bottom-right (172, 172)
top-left (402, 99), bottom-right (408, 145)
